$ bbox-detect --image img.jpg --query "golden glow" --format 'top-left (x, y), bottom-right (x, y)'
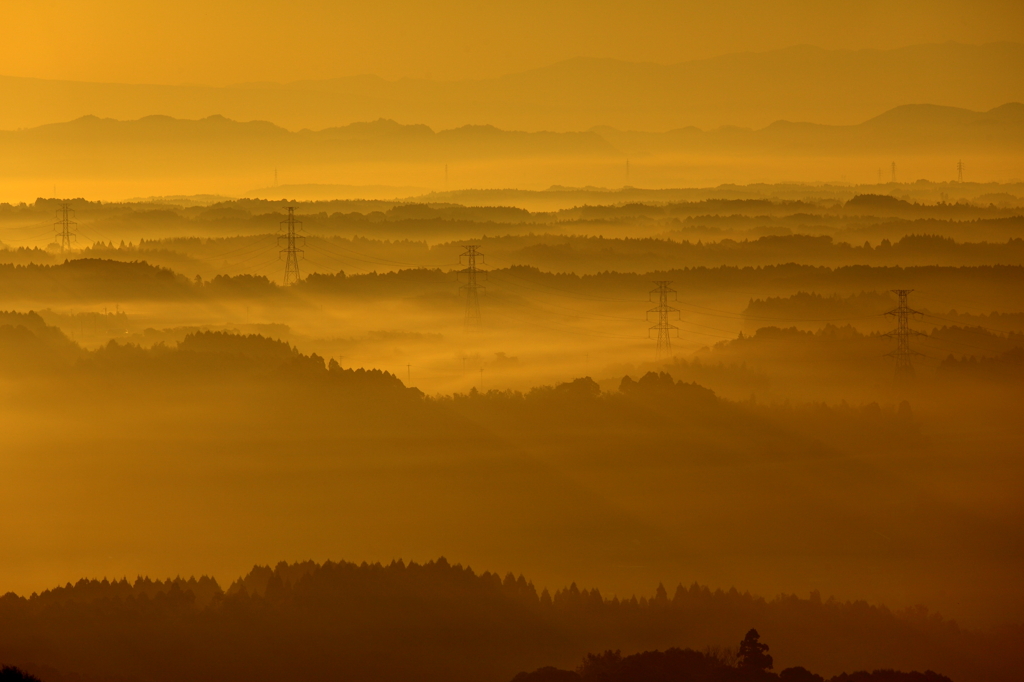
top-left (1, 0), bottom-right (1021, 84)
top-left (0, 4), bottom-right (1022, 681)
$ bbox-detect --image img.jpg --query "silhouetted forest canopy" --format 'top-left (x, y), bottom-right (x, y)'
top-left (0, 558), bottom-right (1016, 682)
top-left (0, 316), bottom-right (926, 456)
top-left (743, 293), bottom-right (1024, 331)
top-left (3, 190), bottom-right (1024, 249)
top-left (0, 667), bottom-right (40, 682)
top-left (512, 645), bottom-right (955, 682)
top-left (0, 259), bottom-right (1021, 312)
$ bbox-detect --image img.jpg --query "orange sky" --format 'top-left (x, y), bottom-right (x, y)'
top-left (4, 0), bottom-right (1022, 84)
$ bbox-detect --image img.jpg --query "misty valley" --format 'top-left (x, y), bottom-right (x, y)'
top-left (0, 182), bottom-right (1022, 682)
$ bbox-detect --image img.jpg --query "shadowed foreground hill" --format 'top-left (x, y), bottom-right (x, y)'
top-left (0, 559), bottom-right (1016, 682)
top-left (0, 667), bottom-right (40, 682)
top-left (513, 646), bottom-right (954, 682)
top-left (0, 314), bottom-right (1016, 666)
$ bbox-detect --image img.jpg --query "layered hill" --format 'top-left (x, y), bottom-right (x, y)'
top-left (1, 42), bottom-right (1021, 132)
top-left (0, 104), bottom-right (1021, 181)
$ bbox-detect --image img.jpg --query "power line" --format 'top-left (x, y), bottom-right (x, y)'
top-left (884, 289), bottom-right (923, 381)
top-left (192, 235), bottom-right (278, 262)
top-left (54, 202), bottom-right (77, 253)
top-left (458, 245), bottom-right (485, 329)
top-left (647, 281), bottom-right (680, 360)
top-left (921, 312), bottom-right (1019, 337)
top-left (486, 276), bottom-right (737, 338)
top-left (312, 236), bottom-right (424, 268)
top-left (279, 206), bottom-right (305, 285)
top-left (302, 243), bottom-right (377, 274)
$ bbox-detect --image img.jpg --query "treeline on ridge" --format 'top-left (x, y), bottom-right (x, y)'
top-left (0, 557), bottom-right (1016, 682)
top-left (2, 194), bottom-right (1023, 245)
top-left (0, 311), bottom-right (919, 456)
top-left (0, 259), bottom-right (1021, 310)
top-left (10, 232), bottom-right (1024, 272)
top-left (514, 644), bottom-right (954, 682)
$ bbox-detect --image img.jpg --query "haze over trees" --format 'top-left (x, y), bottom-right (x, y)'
top-left (2, 6), bottom-right (1023, 682)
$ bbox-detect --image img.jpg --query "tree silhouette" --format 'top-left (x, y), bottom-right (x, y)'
top-left (738, 628), bottom-right (773, 671)
top-left (0, 667), bottom-right (41, 682)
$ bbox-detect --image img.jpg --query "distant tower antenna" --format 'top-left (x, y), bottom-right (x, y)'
top-left (458, 245), bottom-right (486, 328)
top-left (957, 160), bottom-right (964, 183)
top-left (877, 168), bottom-right (882, 184)
top-left (647, 281), bottom-right (680, 360)
top-left (891, 162), bottom-right (897, 183)
top-left (884, 289), bottom-right (923, 381)
top-left (279, 205), bottom-right (304, 285)
top-left (54, 201), bottom-right (77, 253)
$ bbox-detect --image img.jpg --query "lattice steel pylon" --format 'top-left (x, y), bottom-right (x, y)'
top-left (884, 289), bottom-right (923, 381)
top-left (54, 202), bottom-right (77, 253)
top-left (957, 159), bottom-right (964, 183)
top-left (279, 206), bottom-right (304, 285)
top-left (458, 245), bottom-right (486, 328)
top-left (647, 281), bottom-right (680, 360)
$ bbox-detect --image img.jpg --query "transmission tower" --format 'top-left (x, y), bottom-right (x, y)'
top-left (891, 162), bottom-right (897, 183)
top-left (458, 245), bottom-right (486, 327)
top-left (54, 202), bottom-right (77, 252)
top-left (957, 159), bottom-right (964, 183)
top-left (884, 289), bottom-right (923, 380)
top-left (278, 206), bottom-right (304, 285)
top-left (647, 281), bottom-right (680, 360)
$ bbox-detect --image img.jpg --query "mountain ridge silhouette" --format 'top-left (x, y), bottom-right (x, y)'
top-left (0, 42), bottom-right (1020, 132)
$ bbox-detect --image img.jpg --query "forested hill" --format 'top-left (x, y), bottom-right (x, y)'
top-left (0, 558), bottom-right (1016, 682)
top-left (0, 315), bottom-right (919, 457)
top-left (1, 259), bottom-right (1023, 309)
top-left (9, 234), bottom-right (1024, 272)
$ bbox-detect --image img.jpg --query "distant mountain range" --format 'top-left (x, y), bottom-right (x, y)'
top-left (1, 42), bottom-right (1022, 132)
top-left (0, 103), bottom-right (1020, 181)
top-left (599, 103), bottom-right (1024, 156)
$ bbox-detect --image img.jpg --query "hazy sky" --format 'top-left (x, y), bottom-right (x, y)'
top-left (5, 0), bottom-right (1022, 84)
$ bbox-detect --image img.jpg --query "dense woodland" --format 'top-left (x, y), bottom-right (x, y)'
top-left (514, 646), bottom-right (956, 682)
top-left (0, 558), bottom-right (1013, 682)
top-left (0, 259), bottom-right (1021, 311)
